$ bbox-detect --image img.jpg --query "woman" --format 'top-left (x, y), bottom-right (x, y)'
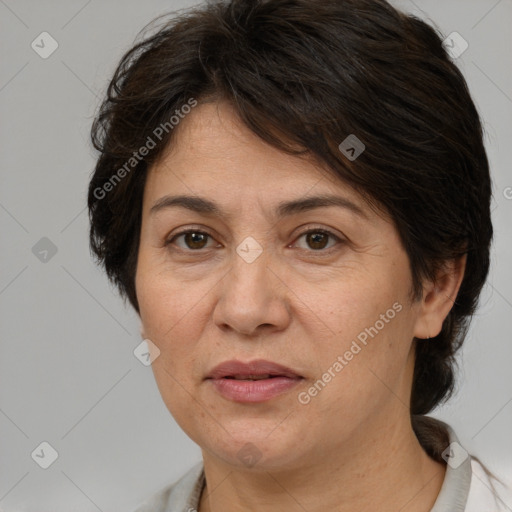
top-left (87, 0), bottom-right (509, 510)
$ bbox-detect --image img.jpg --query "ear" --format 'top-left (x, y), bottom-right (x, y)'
top-left (413, 254), bottom-right (467, 340)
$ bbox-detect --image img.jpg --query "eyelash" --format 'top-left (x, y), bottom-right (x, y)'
top-left (165, 226), bottom-right (343, 255)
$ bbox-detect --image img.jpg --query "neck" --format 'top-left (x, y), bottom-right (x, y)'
top-left (198, 413), bottom-right (446, 512)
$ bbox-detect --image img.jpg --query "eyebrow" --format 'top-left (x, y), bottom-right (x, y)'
top-left (150, 193), bottom-right (367, 219)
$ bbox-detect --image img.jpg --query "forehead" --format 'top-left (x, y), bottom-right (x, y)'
top-left (145, 101), bottom-right (372, 214)
top-left (151, 101), bottom-right (326, 180)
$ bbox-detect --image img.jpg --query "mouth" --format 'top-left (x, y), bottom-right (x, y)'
top-left (206, 359), bottom-right (303, 380)
top-left (223, 374), bottom-right (287, 381)
top-left (206, 360), bottom-right (303, 402)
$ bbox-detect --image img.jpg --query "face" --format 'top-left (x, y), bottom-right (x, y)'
top-left (135, 101), bottom-right (425, 471)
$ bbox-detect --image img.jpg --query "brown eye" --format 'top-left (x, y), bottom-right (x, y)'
top-left (306, 232), bottom-right (329, 250)
top-left (294, 229), bottom-right (341, 252)
top-left (168, 230), bottom-right (215, 250)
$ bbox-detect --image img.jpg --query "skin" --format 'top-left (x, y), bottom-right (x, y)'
top-left (135, 100), bottom-right (466, 512)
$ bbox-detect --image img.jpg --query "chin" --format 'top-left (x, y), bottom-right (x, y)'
top-left (199, 425), bottom-right (309, 471)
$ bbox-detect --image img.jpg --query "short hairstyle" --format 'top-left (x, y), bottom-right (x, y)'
top-left (88, 0), bottom-right (493, 417)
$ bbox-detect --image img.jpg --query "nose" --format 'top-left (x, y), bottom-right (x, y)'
top-left (212, 246), bottom-right (292, 337)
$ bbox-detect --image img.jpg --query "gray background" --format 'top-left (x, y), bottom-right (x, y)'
top-left (0, 1), bottom-right (511, 511)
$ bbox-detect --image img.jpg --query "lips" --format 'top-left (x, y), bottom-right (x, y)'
top-left (206, 359), bottom-right (303, 403)
top-left (206, 359), bottom-right (302, 380)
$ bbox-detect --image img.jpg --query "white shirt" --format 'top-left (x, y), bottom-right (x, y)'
top-left (132, 418), bottom-right (511, 512)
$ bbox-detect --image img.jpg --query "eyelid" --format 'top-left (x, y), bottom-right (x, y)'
top-left (294, 225), bottom-right (343, 239)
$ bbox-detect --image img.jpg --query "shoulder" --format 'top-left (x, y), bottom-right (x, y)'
top-left (413, 415), bottom-right (511, 512)
top-left (465, 458), bottom-right (512, 512)
top-left (131, 462), bottom-right (205, 512)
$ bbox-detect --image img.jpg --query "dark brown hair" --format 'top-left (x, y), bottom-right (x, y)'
top-left (88, 0), bottom-right (493, 416)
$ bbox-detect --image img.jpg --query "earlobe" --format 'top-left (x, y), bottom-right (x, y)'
top-left (413, 254), bottom-right (467, 340)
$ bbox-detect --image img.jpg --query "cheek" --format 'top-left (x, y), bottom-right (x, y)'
top-left (303, 269), bottom-right (404, 349)
top-left (302, 276), bottom-right (414, 408)
top-left (135, 271), bottom-right (199, 402)
top-left (136, 257), bottom-right (208, 337)
top-left (137, 270), bottom-right (210, 431)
